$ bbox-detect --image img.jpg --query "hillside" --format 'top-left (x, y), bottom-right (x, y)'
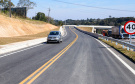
top-left (0, 14), bottom-right (58, 37)
top-left (59, 17), bottom-right (135, 26)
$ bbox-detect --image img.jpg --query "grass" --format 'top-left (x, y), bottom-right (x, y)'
top-left (0, 12), bottom-right (47, 25)
top-left (14, 16), bottom-right (47, 25)
top-left (100, 38), bottom-right (135, 61)
top-left (0, 28), bottom-right (59, 45)
top-left (77, 27), bottom-right (93, 32)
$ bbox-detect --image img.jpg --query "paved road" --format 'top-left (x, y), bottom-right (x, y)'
top-left (0, 26), bottom-right (134, 84)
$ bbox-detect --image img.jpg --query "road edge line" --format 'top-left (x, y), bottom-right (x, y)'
top-left (95, 38), bottom-right (135, 75)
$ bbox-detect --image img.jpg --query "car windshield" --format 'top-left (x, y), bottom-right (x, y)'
top-left (49, 32), bottom-right (59, 35)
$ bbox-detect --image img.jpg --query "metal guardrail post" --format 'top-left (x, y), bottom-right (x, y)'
top-left (127, 47), bottom-right (129, 51)
top-left (116, 42), bottom-right (118, 45)
top-left (122, 45), bottom-right (125, 49)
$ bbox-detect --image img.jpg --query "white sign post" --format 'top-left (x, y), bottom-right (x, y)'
top-left (124, 21), bottom-right (135, 44)
top-left (130, 35), bottom-right (131, 44)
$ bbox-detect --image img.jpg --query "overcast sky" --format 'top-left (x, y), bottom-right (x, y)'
top-left (12, 0), bottom-right (135, 20)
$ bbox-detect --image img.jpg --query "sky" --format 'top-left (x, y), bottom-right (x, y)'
top-left (12, 0), bottom-right (135, 20)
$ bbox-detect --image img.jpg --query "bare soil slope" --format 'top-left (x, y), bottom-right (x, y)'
top-left (77, 27), bottom-right (93, 33)
top-left (0, 14), bottom-right (58, 37)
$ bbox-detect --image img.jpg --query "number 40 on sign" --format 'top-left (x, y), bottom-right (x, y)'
top-left (124, 21), bottom-right (135, 35)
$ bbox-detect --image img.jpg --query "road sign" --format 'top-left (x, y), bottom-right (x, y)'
top-left (124, 21), bottom-right (135, 35)
top-left (124, 21), bottom-right (135, 44)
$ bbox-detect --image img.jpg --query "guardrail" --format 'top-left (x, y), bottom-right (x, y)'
top-left (99, 35), bottom-right (135, 51)
top-left (75, 27), bottom-right (135, 51)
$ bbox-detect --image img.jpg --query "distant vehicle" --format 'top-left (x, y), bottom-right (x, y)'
top-left (108, 29), bottom-right (112, 37)
top-left (102, 29), bottom-right (112, 37)
top-left (112, 26), bottom-right (129, 39)
top-left (47, 31), bottom-right (62, 43)
top-left (102, 30), bottom-right (107, 36)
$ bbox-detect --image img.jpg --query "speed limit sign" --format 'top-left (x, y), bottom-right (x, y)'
top-left (124, 21), bottom-right (135, 35)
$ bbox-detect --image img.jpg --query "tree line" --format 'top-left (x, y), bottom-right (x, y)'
top-left (0, 0), bottom-right (14, 11)
top-left (55, 17), bottom-right (135, 26)
top-left (32, 12), bottom-right (54, 24)
top-left (0, 0), bottom-right (36, 17)
top-left (0, 0), bottom-right (55, 24)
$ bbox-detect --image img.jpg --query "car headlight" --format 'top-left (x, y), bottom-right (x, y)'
top-left (56, 36), bottom-right (60, 39)
top-left (56, 37), bottom-right (59, 39)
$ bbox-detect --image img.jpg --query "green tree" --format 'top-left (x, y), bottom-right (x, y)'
top-left (50, 18), bottom-right (54, 24)
top-left (17, 0), bottom-right (36, 11)
top-left (58, 21), bottom-right (63, 26)
top-left (34, 12), bottom-right (47, 21)
top-left (0, 0), bottom-right (14, 9)
top-left (46, 16), bottom-right (54, 24)
top-left (0, 0), bottom-right (4, 4)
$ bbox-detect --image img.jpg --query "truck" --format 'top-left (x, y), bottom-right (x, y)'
top-left (102, 29), bottom-right (112, 37)
top-left (112, 26), bottom-right (129, 39)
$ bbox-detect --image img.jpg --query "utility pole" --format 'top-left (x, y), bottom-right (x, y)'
top-left (65, 20), bottom-right (66, 25)
top-left (35, 12), bottom-right (36, 20)
top-left (9, 0), bottom-right (11, 17)
top-left (48, 8), bottom-right (51, 23)
top-left (0, 4), bottom-right (1, 13)
top-left (0, 3), bottom-right (2, 13)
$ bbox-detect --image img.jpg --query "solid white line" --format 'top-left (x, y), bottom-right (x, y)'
top-left (0, 44), bottom-right (43, 58)
top-left (95, 39), bottom-right (135, 75)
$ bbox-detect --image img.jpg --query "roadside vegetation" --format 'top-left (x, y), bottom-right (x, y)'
top-left (56, 17), bottom-right (135, 26)
top-left (0, 28), bottom-right (59, 45)
top-left (100, 39), bottom-right (135, 61)
top-left (0, 0), bottom-right (56, 24)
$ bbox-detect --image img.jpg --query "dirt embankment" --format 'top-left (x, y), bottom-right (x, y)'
top-left (77, 27), bottom-right (93, 33)
top-left (0, 14), bottom-right (58, 37)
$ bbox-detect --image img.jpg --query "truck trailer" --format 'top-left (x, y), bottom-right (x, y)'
top-left (112, 26), bottom-right (129, 39)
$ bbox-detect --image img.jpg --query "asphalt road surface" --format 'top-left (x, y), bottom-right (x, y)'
top-left (0, 26), bottom-right (134, 84)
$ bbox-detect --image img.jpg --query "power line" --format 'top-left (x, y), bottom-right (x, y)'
top-left (53, 0), bottom-right (135, 12)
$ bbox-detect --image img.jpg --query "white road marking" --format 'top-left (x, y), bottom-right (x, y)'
top-left (0, 44), bottom-right (43, 58)
top-left (95, 39), bottom-right (135, 75)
